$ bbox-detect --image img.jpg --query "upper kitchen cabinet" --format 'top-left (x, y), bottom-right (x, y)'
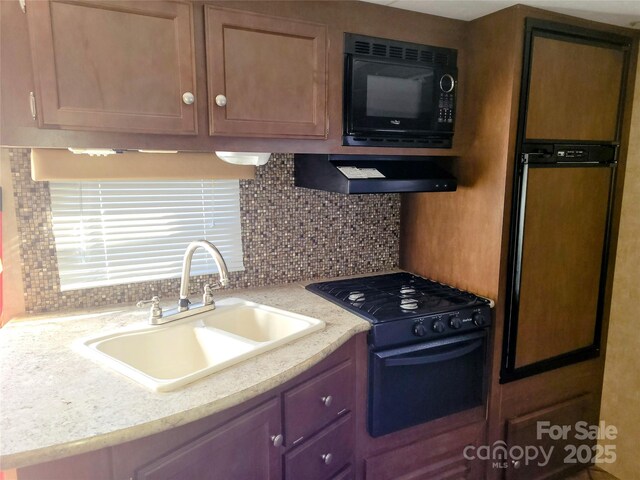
top-left (204, 6), bottom-right (328, 138)
top-left (524, 24), bottom-right (628, 142)
top-left (26, 0), bottom-right (198, 134)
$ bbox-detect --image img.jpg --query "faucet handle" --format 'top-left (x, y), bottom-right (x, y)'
top-left (203, 284), bottom-right (215, 306)
top-left (136, 296), bottom-right (163, 321)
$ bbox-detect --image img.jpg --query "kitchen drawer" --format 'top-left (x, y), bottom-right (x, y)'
top-left (332, 464), bottom-right (354, 480)
top-left (364, 421), bottom-right (485, 480)
top-left (284, 358), bottom-right (354, 444)
top-left (285, 413), bottom-right (354, 480)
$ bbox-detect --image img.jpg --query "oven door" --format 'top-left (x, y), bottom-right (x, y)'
top-left (346, 56), bottom-right (437, 135)
top-left (368, 330), bottom-right (487, 437)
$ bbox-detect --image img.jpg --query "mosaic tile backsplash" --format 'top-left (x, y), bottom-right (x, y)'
top-left (9, 149), bottom-right (400, 313)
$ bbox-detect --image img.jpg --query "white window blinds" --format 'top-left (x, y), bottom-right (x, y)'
top-left (49, 180), bottom-right (244, 291)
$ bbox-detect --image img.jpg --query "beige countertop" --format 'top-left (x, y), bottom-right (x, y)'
top-left (0, 282), bottom-right (370, 470)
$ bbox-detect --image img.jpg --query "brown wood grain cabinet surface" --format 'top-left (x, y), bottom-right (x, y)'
top-left (364, 422), bottom-right (485, 480)
top-left (25, 0), bottom-right (198, 135)
top-left (283, 358), bottom-right (354, 446)
top-left (525, 36), bottom-right (625, 142)
top-left (514, 167), bottom-right (611, 368)
top-left (1, 0), bottom-right (464, 154)
top-left (204, 6), bottom-right (328, 138)
top-left (135, 398), bottom-right (282, 480)
top-left (505, 394), bottom-right (596, 480)
top-left (285, 413), bottom-right (354, 480)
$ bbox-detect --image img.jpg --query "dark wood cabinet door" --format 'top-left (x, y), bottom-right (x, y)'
top-left (204, 6), bottom-right (327, 138)
top-left (525, 35), bottom-right (625, 142)
top-left (505, 394), bottom-right (595, 480)
top-left (26, 0), bottom-right (197, 134)
top-left (135, 398), bottom-right (282, 480)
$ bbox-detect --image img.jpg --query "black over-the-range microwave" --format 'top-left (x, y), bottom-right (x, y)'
top-left (343, 33), bottom-right (458, 148)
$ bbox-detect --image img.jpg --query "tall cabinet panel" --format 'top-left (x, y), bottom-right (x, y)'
top-left (26, 0), bottom-right (198, 134)
top-left (525, 36), bottom-right (625, 141)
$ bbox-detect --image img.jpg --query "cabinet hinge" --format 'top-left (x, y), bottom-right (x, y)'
top-left (19, 0), bottom-right (26, 13)
top-left (29, 91), bottom-right (37, 120)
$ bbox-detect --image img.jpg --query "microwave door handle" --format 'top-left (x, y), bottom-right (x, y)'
top-left (383, 339), bottom-right (483, 367)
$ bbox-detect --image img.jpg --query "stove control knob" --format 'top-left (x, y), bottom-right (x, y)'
top-left (432, 320), bottom-right (446, 333)
top-left (473, 312), bottom-right (486, 327)
top-left (413, 322), bottom-right (428, 337)
top-left (449, 316), bottom-right (462, 329)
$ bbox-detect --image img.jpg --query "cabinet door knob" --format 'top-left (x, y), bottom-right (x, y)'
top-left (321, 453), bottom-right (333, 465)
top-left (215, 94), bottom-right (227, 107)
top-left (321, 395), bottom-right (333, 407)
top-left (512, 460), bottom-right (521, 469)
top-left (182, 92), bottom-right (195, 105)
top-left (271, 434), bottom-right (283, 448)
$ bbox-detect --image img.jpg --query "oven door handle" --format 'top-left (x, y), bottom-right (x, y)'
top-left (382, 339), bottom-right (483, 367)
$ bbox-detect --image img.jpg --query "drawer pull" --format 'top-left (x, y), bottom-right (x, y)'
top-left (321, 453), bottom-right (333, 465)
top-left (271, 434), bottom-right (284, 448)
top-left (321, 395), bottom-right (333, 407)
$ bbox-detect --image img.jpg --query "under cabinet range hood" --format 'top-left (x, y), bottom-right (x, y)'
top-left (294, 154), bottom-right (457, 194)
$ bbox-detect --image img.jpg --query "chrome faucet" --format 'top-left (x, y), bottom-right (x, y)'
top-left (137, 240), bottom-right (230, 325)
top-left (178, 240), bottom-right (230, 312)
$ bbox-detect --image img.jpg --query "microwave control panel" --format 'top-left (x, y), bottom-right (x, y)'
top-left (438, 73), bottom-right (456, 124)
top-left (438, 92), bottom-right (455, 124)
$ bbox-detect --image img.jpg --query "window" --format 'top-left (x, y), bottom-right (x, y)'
top-left (49, 180), bottom-right (244, 291)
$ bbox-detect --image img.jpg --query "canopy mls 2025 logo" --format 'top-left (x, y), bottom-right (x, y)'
top-left (463, 421), bottom-right (618, 469)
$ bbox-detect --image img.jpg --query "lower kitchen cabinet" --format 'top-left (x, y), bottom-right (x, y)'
top-left (284, 358), bottom-right (354, 446)
top-left (285, 413), bottom-right (354, 480)
top-left (504, 393), bottom-right (595, 480)
top-left (16, 337), bottom-right (357, 480)
top-left (135, 398), bottom-right (282, 480)
top-left (364, 421), bottom-right (486, 480)
top-left (15, 335), bottom-right (490, 480)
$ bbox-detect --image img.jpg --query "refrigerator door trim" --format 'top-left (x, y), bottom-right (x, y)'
top-left (502, 161), bottom-right (617, 383)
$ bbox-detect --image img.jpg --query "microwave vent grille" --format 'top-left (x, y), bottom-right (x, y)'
top-left (348, 34), bottom-right (455, 66)
top-left (435, 53), bottom-right (449, 65)
top-left (389, 46), bottom-right (403, 58)
top-left (354, 41), bottom-right (371, 54)
top-left (405, 48), bottom-right (419, 60)
top-left (372, 43), bottom-right (387, 56)
top-left (420, 51), bottom-right (434, 63)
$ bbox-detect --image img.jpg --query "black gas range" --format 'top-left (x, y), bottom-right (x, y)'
top-left (307, 272), bottom-right (493, 437)
top-left (306, 272), bottom-right (492, 349)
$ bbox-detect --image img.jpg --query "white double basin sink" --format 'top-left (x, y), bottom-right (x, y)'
top-left (79, 298), bottom-right (325, 392)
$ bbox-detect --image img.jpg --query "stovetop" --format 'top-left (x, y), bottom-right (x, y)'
top-left (306, 272), bottom-right (488, 324)
top-left (307, 272), bottom-right (492, 349)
